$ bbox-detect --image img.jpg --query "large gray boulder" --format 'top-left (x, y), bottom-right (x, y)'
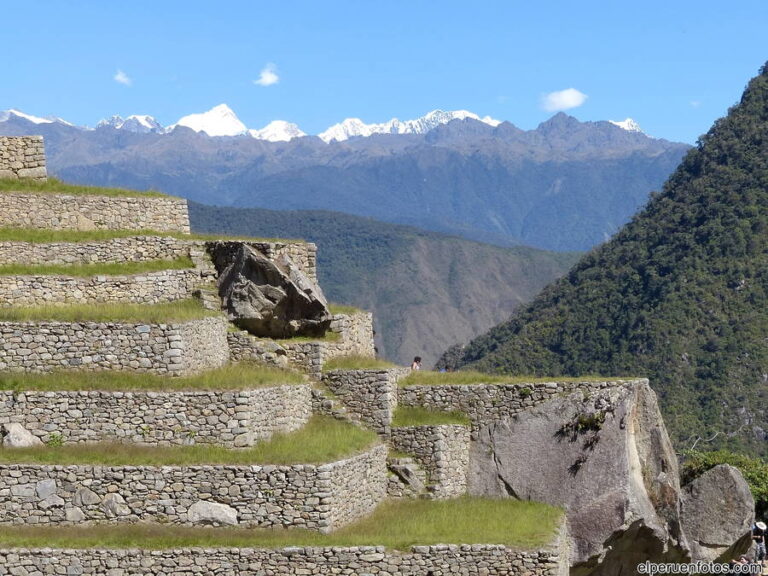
top-left (468, 380), bottom-right (689, 575)
top-left (680, 464), bottom-right (754, 563)
top-left (208, 242), bottom-right (331, 338)
top-left (187, 500), bottom-right (238, 526)
top-left (2, 423), bottom-right (43, 448)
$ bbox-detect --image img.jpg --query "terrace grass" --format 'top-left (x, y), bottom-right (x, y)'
top-left (328, 303), bottom-right (363, 315)
top-left (0, 415), bottom-right (377, 466)
top-left (400, 370), bottom-right (632, 387)
top-left (0, 362), bottom-right (305, 392)
top-left (323, 355), bottom-right (397, 371)
top-left (0, 227), bottom-right (305, 245)
top-left (391, 406), bottom-right (470, 427)
top-left (0, 298), bottom-right (219, 322)
top-left (0, 177), bottom-right (171, 198)
top-left (0, 257), bottom-right (194, 277)
top-left (0, 498), bottom-right (563, 550)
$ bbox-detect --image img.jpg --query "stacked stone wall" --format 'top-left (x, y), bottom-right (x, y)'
top-left (390, 425), bottom-right (470, 498)
top-left (0, 136), bottom-right (46, 180)
top-left (399, 379), bottom-right (643, 426)
top-left (0, 445), bottom-right (386, 530)
top-left (228, 312), bottom-right (377, 377)
top-left (0, 269), bottom-right (202, 307)
top-left (0, 192), bottom-right (190, 233)
top-left (321, 368), bottom-right (410, 434)
top-left (0, 385), bottom-right (311, 447)
top-left (0, 317), bottom-right (229, 376)
top-left (0, 544), bottom-right (566, 575)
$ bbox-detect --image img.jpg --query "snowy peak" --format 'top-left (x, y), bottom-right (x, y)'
top-left (97, 114), bottom-right (164, 134)
top-left (0, 109), bottom-right (72, 125)
top-left (318, 109), bottom-right (502, 143)
top-left (249, 120), bottom-right (306, 142)
top-left (171, 104), bottom-right (247, 137)
top-left (609, 118), bottom-right (644, 134)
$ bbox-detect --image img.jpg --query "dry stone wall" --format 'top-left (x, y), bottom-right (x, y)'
top-left (0, 269), bottom-right (202, 307)
top-left (390, 424), bottom-right (470, 499)
top-left (0, 445), bottom-right (386, 530)
top-left (228, 312), bottom-right (376, 377)
top-left (0, 317), bottom-right (229, 376)
top-left (0, 385), bottom-right (311, 447)
top-left (0, 192), bottom-right (190, 233)
top-left (0, 136), bottom-right (46, 181)
top-left (399, 379), bottom-right (644, 426)
top-left (321, 368), bottom-right (410, 434)
top-left (0, 543), bottom-right (567, 576)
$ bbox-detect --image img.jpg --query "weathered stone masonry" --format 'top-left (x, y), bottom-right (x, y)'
top-left (390, 424), bottom-right (470, 499)
top-left (0, 385), bottom-right (311, 447)
top-left (0, 136), bottom-right (46, 181)
top-left (0, 445), bottom-right (387, 531)
top-left (0, 543), bottom-right (567, 576)
top-left (0, 192), bottom-right (191, 234)
top-left (0, 317), bottom-right (229, 376)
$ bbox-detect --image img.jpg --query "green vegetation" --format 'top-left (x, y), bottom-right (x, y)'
top-left (444, 63), bottom-right (768, 454)
top-left (276, 330), bottom-right (340, 344)
top-left (0, 227), bottom-right (303, 245)
top-left (323, 355), bottom-right (396, 371)
top-left (0, 497), bottom-right (562, 550)
top-left (0, 362), bottom-right (305, 392)
top-left (682, 450), bottom-right (768, 516)
top-left (0, 177), bottom-right (171, 198)
top-left (0, 299), bottom-right (219, 322)
top-left (0, 416), bottom-right (376, 466)
top-left (399, 370), bottom-right (617, 387)
top-left (0, 257), bottom-right (193, 277)
top-left (391, 406), bottom-right (470, 427)
top-left (328, 303), bottom-right (362, 315)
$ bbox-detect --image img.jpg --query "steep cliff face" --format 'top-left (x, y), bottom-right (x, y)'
top-left (468, 381), bottom-right (689, 574)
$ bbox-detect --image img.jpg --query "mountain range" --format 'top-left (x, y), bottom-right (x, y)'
top-left (440, 62), bottom-right (768, 455)
top-left (0, 108), bottom-right (689, 251)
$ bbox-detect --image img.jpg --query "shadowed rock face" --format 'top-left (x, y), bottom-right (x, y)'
top-left (680, 464), bottom-right (754, 563)
top-left (208, 242), bottom-right (331, 338)
top-left (467, 380), bottom-right (690, 575)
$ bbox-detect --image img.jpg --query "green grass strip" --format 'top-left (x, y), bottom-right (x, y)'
top-left (391, 406), bottom-right (470, 427)
top-left (0, 362), bottom-right (305, 392)
top-left (0, 257), bottom-right (194, 277)
top-left (0, 416), bottom-right (377, 466)
top-left (0, 498), bottom-right (562, 550)
top-left (328, 303), bottom-right (363, 315)
top-left (0, 178), bottom-right (171, 198)
top-left (0, 299), bottom-right (219, 322)
top-left (0, 227), bottom-right (305, 245)
top-left (400, 370), bottom-right (632, 387)
top-left (323, 355), bottom-right (396, 371)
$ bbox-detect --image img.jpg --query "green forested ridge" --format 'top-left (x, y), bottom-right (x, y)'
top-left (189, 204), bottom-right (577, 367)
top-left (442, 62), bottom-right (768, 454)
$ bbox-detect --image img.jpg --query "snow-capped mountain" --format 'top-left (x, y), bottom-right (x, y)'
top-left (0, 109), bottom-right (72, 126)
top-left (249, 120), bottom-right (306, 142)
top-left (609, 118), bottom-right (644, 134)
top-left (170, 104), bottom-right (247, 137)
top-left (97, 114), bottom-right (163, 134)
top-left (318, 109), bottom-right (501, 143)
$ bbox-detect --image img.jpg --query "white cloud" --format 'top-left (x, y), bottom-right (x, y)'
top-left (541, 88), bottom-right (587, 112)
top-left (254, 63), bottom-right (279, 87)
top-left (114, 69), bottom-right (132, 86)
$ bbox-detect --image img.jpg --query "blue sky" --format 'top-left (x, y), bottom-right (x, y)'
top-left (5, 0), bottom-right (768, 143)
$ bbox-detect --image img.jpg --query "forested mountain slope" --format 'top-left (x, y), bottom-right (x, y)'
top-left (440, 63), bottom-right (768, 454)
top-left (190, 203), bottom-right (577, 366)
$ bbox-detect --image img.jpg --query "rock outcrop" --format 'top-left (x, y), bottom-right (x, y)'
top-left (187, 500), bottom-right (239, 526)
top-left (680, 464), bottom-right (754, 563)
top-left (468, 380), bottom-right (689, 575)
top-left (2, 423), bottom-right (43, 448)
top-left (208, 242), bottom-right (331, 338)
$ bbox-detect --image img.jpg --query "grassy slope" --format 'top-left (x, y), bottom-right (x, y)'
top-left (449, 63), bottom-right (768, 454)
top-left (0, 498), bottom-right (562, 550)
top-left (0, 299), bottom-right (218, 322)
top-left (189, 203), bottom-right (579, 367)
top-left (0, 177), bottom-right (170, 198)
top-left (0, 257), bottom-right (193, 276)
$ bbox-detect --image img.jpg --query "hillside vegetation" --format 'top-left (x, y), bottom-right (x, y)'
top-left (442, 62), bottom-right (768, 454)
top-left (189, 204), bottom-right (578, 366)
